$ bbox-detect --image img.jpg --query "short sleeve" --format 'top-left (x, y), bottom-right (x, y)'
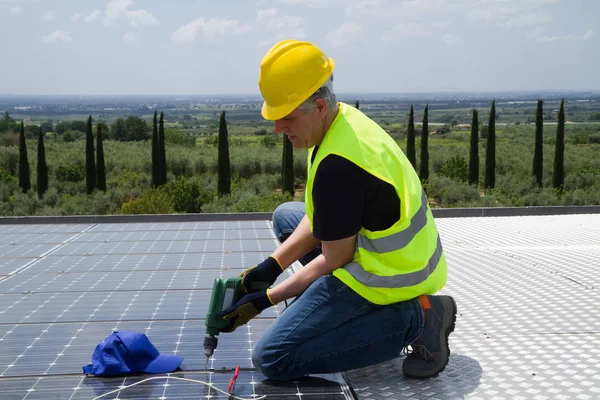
top-left (311, 155), bottom-right (365, 241)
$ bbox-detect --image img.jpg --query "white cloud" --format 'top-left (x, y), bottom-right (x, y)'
top-left (72, 13), bottom-right (81, 22)
top-left (84, 9), bottom-right (101, 23)
top-left (326, 22), bottom-right (363, 47)
top-left (42, 11), bottom-right (55, 20)
top-left (41, 30), bottom-right (72, 43)
top-left (123, 31), bottom-right (137, 42)
top-left (172, 17), bottom-right (249, 43)
top-left (382, 22), bottom-right (448, 42)
top-left (104, 0), bottom-right (158, 29)
top-left (271, 0), bottom-right (337, 8)
top-left (441, 33), bottom-right (462, 44)
top-left (526, 26), bottom-right (596, 42)
top-left (256, 8), bottom-right (305, 46)
top-left (9, 6), bottom-right (21, 15)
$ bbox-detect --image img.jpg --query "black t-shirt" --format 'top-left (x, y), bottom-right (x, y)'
top-left (310, 146), bottom-right (401, 241)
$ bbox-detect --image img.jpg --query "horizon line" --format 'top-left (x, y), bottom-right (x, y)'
top-left (1, 89), bottom-right (600, 97)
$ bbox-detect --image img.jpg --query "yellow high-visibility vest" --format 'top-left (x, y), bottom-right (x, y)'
top-left (305, 102), bottom-right (447, 305)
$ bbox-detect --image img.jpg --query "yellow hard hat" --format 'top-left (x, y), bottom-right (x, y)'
top-left (259, 40), bottom-right (335, 120)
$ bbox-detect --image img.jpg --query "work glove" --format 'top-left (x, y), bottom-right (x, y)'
top-left (240, 256), bottom-right (284, 293)
top-left (220, 290), bottom-right (275, 332)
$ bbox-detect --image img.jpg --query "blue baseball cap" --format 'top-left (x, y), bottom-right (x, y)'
top-left (82, 331), bottom-right (183, 376)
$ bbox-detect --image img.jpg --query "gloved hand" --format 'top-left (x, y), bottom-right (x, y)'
top-left (240, 256), bottom-right (284, 293)
top-left (220, 290), bottom-right (275, 332)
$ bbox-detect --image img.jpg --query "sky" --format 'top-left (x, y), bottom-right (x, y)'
top-left (0, 0), bottom-right (598, 95)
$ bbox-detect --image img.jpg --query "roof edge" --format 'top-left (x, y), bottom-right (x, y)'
top-left (0, 206), bottom-right (599, 225)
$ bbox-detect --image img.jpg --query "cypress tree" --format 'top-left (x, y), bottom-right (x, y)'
top-left (533, 99), bottom-right (544, 187)
top-left (151, 110), bottom-right (159, 187)
top-left (96, 124), bottom-right (106, 192)
top-left (159, 112), bottom-right (167, 186)
top-left (419, 104), bottom-right (429, 182)
top-left (484, 100), bottom-right (496, 189)
top-left (282, 134), bottom-right (294, 197)
top-left (18, 121), bottom-right (30, 193)
top-left (218, 110), bottom-right (231, 196)
top-left (468, 109), bottom-right (479, 186)
top-left (552, 98), bottom-right (565, 191)
top-left (406, 104), bottom-right (416, 169)
top-left (86, 115), bottom-right (96, 194)
top-left (37, 127), bottom-right (48, 198)
top-left (355, 100), bottom-right (359, 109)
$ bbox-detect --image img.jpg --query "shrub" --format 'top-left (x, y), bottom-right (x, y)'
top-left (0, 146), bottom-right (19, 175)
top-left (56, 163), bottom-right (86, 182)
top-left (233, 192), bottom-right (293, 212)
top-left (260, 134), bottom-right (278, 148)
top-left (439, 155), bottom-right (468, 182)
top-left (162, 176), bottom-right (202, 213)
top-left (121, 188), bottom-right (175, 214)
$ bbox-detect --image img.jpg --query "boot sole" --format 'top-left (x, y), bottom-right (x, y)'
top-left (404, 295), bottom-right (457, 379)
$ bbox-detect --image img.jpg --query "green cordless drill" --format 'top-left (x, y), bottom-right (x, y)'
top-left (203, 276), bottom-right (270, 358)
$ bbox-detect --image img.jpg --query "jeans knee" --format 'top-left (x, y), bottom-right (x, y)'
top-left (272, 201), bottom-right (303, 243)
top-left (251, 341), bottom-right (298, 381)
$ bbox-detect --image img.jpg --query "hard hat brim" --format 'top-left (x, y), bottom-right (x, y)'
top-left (261, 57), bottom-right (335, 121)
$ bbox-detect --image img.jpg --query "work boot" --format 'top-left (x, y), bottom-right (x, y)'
top-left (402, 295), bottom-right (457, 379)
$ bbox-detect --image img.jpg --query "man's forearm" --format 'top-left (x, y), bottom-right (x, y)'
top-left (271, 215), bottom-right (320, 269)
top-left (268, 254), bottom-right (331, 303)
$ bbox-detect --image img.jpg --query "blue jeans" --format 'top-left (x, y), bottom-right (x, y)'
top-left (252, 202), bottom-right (424, 380)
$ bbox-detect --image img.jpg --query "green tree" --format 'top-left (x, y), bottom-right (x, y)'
top-left (151, 111), bottom-right (159, 187)
top-left (86, 115), bottom-right (96, 194)
top-left (533, 99), bottom-right (543, 187)
top-left (484, 100), bottom-right (496, 189)
top-left (419, 104), bottom-right (429, 182)
top-left (406, 104), bottom-right (416, 169)
top-left (96, 123), bottom-right (106, 192)
top-left (218, 110), bottom-right (231, 196)
top-left (37, 127), bottom-right (48, 198)
top-left (18, 121), bottom-right (30, 193)
top-left (159, 112), bottom-right (167, 186)
top-left (552, 98), bottom-right (565, 191)
top-left (282, 134), bottom-right (294, 197)
top-left (468, 109), bottom-right (479, 186)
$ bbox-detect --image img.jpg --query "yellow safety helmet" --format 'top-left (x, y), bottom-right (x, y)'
top-left (259, 40), bottom-right (335, 120)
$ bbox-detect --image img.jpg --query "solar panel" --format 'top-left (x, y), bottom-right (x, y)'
top-left (0, 220), bottom-right (353, 399)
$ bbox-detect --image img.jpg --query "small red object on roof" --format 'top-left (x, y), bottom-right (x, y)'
top-left (228, 364), bottom-right (241, 394)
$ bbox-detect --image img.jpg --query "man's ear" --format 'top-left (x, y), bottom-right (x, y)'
top-left (314, 97), bottom-right (328, 118)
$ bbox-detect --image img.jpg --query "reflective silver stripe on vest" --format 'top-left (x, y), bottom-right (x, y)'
top-left (344, 235), bottom-right (443, 288)
top-left (357, 190), bottom-right (428, 254)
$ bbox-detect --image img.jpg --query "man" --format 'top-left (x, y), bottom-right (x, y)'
top-left (221, 39), bottom-right (456, 382)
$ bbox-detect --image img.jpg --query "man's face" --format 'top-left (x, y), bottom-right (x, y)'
top-left (273, 100), bottom-right (325, 149)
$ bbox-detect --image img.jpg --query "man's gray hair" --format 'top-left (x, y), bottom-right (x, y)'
top-left (298, 74), bottom-right (337, 113)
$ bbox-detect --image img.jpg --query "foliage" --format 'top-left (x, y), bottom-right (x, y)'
top-left (406, 105), bottom-right (416, 169)
top-left (159, 112), bottom-right (167, 186)
top-left (18, 122), bottom-right (30, 193)
top-left (533, 99), bottom-right (544, 187)
top-left (485, 99), bottom-right (496, 189)
top-left (86, 115), bottom-right (96, 194)
top-left (468, 109), bottom-right (479, 186)
top-left (96, 123), bottom-right (107, 192)
top-left (282, 134), bottom-right (294, 197)
top-left (553, 98), bottom-right (565, 191)
top-left (218, 110), bottom-right (231, 196)
top-left (37, 128), bottom-right (49, 198)
top-left (121, 188), bottom-right (175, 214)
top-left (151, 110), bottom-right (159, 187)
top-left (419, 104), bottom-right (429, 182)
top-left (260, 134), bottom-right (278, 148)
top-left (439, 155), bottom-right (468, 182)
top-left (56, 163), bottom-right (85, 182)
top-left (162, 176), bottom-right (214, 213)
